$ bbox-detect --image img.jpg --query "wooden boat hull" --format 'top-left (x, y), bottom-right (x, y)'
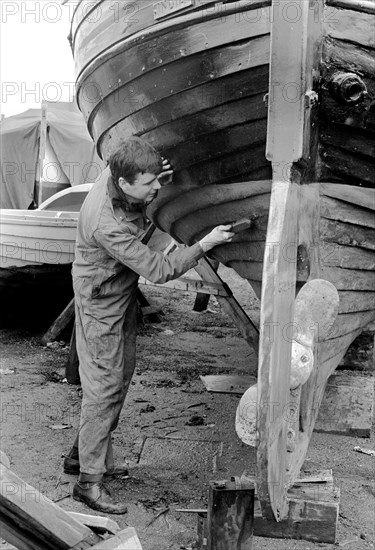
top-left (69, 0), bottom-right (375, 527)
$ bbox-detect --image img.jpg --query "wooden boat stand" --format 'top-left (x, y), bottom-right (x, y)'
top-left (0, 452), bottom-right (143, 550)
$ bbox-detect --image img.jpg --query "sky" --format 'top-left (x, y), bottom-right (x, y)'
top-left (1, 1), bottom-right (76, 118)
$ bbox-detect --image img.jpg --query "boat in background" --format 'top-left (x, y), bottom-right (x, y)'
top-left (67, 0), bottom-right (375, 533)
top-left (0, 184), bottom-right (92, 276)
top-left (0, 181), bottom-right (171, 280)
top-left (0, 186), bottom-right (85, 326)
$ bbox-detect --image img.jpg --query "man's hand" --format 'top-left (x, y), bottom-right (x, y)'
top-left (158, 158), bottom-right (174, 186)
top-left (199, 225), bottom-right (234, 253)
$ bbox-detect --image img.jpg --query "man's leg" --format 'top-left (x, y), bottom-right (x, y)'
top-left (64, 295), bottom-right (137, 478)
top-left (105, 294), bottom-right (138, 476)
top-left (72, 291), bottom-right (137, 513)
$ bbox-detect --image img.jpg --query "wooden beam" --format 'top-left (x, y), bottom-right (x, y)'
top-left (139, 275), bottom-right (228, 296)
top-left (192, 292), bottom-right (211, 312)
top-left (193, 260), bottom-right (219, 312)
top-left (258, 0), bottom-right (325, 521)
top-left (42, 298), bottom-right (75, 345)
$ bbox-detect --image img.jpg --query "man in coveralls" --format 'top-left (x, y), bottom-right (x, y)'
top-left (63, 137), bottom-right (234, 513)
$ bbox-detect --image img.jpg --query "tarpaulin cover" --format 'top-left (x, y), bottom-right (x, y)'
top-left (0, 103), bottom-right (103, 209)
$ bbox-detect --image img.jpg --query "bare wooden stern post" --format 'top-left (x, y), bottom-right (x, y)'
top-left (254, 0), bottom-right (340, 541)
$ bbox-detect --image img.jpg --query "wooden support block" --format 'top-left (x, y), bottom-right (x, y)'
top-left (253, 471), bottom-right (339, 543)
top-left (207, 478), bottom-right (254, 549)
top-left (193, 292), bottom-right (211, 312)
top-left (89, 527), bottom-right (143, 549)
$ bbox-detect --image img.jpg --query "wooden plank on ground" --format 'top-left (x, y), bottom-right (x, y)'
top-left (90, 527), bottom-right (143, 549)
top-left (66, 512), bottom-right (119, 535)
top-left (0, 464), bottom-right (101, 550)
top-left (200, 374), bottom-right (256, 394)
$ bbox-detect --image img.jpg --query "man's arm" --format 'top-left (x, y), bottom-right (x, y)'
top-left (94, 224), bottom-right (233, 284)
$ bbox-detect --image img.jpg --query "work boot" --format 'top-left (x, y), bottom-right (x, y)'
top-left (72, 481), bottom-right (128, 514)
top-left (63, 456), bottom-right (129, 477)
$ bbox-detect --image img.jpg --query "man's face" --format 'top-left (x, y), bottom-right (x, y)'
top-left (119, 172), bottom-right (161, 205)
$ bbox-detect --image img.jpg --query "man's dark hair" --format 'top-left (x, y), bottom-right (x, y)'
top-left (109, 137), bottom-right (163, 184)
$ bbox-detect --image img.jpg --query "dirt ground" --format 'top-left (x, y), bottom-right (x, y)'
top-left (0, 266), bottom-right (374, 549)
